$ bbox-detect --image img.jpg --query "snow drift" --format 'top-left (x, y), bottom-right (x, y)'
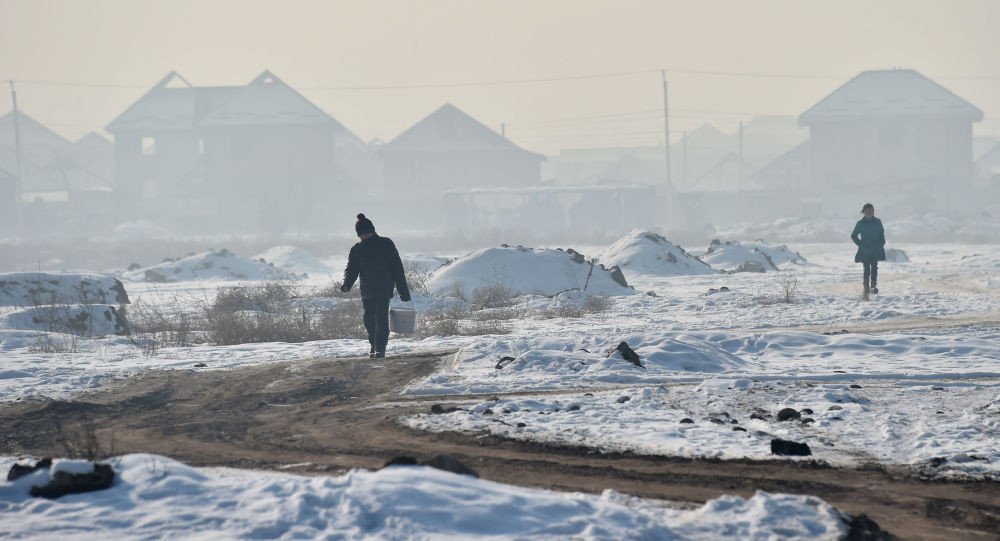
top-left (0, 453), bottom-right (849, 540)
top-left (0, 305), bottom-right (128, 337)
top-left (425, 245), bottom-right (633, 298)
top-left (122, 249), bottom-right (298, 283)
top-left (0, 273), bottom-right (128, 306)
top-left (254, 245), bottom-right (331, 277)
top-left (701, 240), bottom-right (806, 272)
top-left (597, 230), bottom-right (716, 276)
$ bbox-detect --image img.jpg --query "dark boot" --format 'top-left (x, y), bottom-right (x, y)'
top-left (369, 345), bottom-right (375, 359)
top-left (871, 282), bottom-right (878, 294)
top-left (863, 278), bottom-right (870, 296)
top-left (374, 351), bottom-right (385, 359)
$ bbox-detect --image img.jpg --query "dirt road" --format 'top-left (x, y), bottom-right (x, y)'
top-left (2, 351), bottom-right (997, 540)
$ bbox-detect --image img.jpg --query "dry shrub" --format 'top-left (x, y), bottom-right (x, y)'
top-left (54, 417), bottom-right (117, 461)
top-left (127, 296), bottom-right (202, 354)
top-left (212, 281), bottom-right (297, 313)
top-left (414, 302), bottom-right (514, 337)
top-left (27, 334), bottom-right (79, 354)
top-left (403, 261), bottom-right (434, 295)
top-left (205, 281), bottom-right (367, 345)
top-left (535, 294), bottom-right (615, 319)
top-left (776, 273), bottom-right (800, 304)
top-left (471, 281), bottom-right (516, 309)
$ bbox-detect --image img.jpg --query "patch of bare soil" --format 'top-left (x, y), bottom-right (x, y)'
top-left (2, 351), bottom-right (997, 540)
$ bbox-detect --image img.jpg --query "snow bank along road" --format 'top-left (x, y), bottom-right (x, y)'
top-left (1, 350), bottom-right (997, 540)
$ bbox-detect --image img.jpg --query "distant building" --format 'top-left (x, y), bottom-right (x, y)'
top-left (377, 103), bottom-right (546, 228)
top-left (0, 111), bottom-right (115, 235)
top-left (799, 68), bottom-right (983, 214)
top-left (974, 144), bottom-right (1000, 205)
top-left (106, 71), bottom-right (377, 233)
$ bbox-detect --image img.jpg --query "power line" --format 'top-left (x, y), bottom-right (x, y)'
top-left (7, 68), bottom-right (1000, 92)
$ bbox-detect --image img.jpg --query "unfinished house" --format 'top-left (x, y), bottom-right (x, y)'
top-left (106, 71), bottom-right (377, 234)
top-left (799, 69), bottom-right (983, 215)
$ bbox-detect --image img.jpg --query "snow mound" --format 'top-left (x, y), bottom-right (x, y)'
top-left (597, 230), bottom-right (716, 276)
top-left (0, 454), bottom-right (849, 539)
top-left (122, 249), bottom-right (298, 283)
top-left (405, 333), bottom-right (748, 395)
top-left (701, 240), bottom-right (806, 272)
top-left (884, 248), bottom-right (910, 262)
top-left (254, 246), bottom-right (331, 277)
top-left (426, 245), bottom-right (633, 298)
top-left (0, 273), bottom-right (128, 306)
top-left (1, 305), bottom-right (128, 336)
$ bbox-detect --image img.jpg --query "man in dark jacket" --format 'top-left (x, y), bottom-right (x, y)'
top-left (850, 202), bottom-right (886, 296)
top-left (341, 213), bottom-right (410, 358)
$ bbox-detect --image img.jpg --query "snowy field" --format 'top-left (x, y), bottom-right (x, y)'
top-left (1, 234), bottom-right (999, 537)
top-left (0, 454), bottom-right (850, 540)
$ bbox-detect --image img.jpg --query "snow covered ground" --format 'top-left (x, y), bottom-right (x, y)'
top-left (0, 454), bottom-right (850, 540)
top-left (1, 237), bottom-right (998, 536)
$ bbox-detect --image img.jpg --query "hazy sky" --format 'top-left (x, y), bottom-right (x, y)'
top-left (2, 0), bottom-right (998, 154)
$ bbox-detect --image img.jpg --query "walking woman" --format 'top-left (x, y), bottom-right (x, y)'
top-left (850, 203), bottom-right (886, 295)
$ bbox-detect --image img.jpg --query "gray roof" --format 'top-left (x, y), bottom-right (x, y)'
top-left (800, 69), bottom-right (983, 125)
top-left (107, 71), bottom-right (337, 133)
top-left (199, 71), bottom-right (336, 127)
top-left (382, 103), bottom-right (545, 160)
top-left (0, 110), bottom-right (74, 165)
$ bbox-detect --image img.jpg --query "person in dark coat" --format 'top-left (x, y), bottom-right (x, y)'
top-left (340, 213), bottom-right (410, 358)
top-left (850, 203), bottom-right (886, 295)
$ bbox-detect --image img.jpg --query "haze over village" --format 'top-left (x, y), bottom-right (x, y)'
top-left (2, 1), bottom-right (999, 267)
top-left (1, 2), bottom-right (999, 539)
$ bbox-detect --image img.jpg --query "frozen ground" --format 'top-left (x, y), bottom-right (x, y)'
top-left (0, 454), bottom-right (849, 540)
top-left (0, 239), bottom-right (998, 536)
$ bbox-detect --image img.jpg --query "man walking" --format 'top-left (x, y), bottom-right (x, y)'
top-left (341, 213), bottom-right (411, 358)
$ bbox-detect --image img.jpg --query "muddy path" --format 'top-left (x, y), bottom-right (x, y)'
top-left (2, 351), bottom-right (998, 540)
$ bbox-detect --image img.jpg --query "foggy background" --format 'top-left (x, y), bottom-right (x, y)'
top-left (1, 0), bottom-right (999, 272)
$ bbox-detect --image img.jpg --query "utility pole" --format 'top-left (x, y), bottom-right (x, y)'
top-left (661, 70), bottom-right (672, 187)
top-left (738, 121), bottom-right (744, 191)
top-left (9, 80), bottom-right (23, 236)
top-left (682, 131), bottom-right (688, 187)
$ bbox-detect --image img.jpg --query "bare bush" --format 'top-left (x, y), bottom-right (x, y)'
top-left (314, 301), bottom-right (368, 339)
top-left (413, 302), bottom-right (513, 337)
top-left (403, 261), bottom-right (434, 295)
top-left (414, 303), bottom-right (468, 338)
top-left (212, 281), bottom-right (297, 313)
top-left (127, 296), bottom-right (203, 354)
top-left (28, 333), bottom-right (79, 354)
top-left (583, 295), bottom-right (615, 312)
top-left (207, 292), bottom-right (367, 346)
top-left (312, 280), bottom-right (361, 299)
top-left (776, 273), bottom-right (800, 304)
top-left (54, 417), bottom-right (117, 462)
top-left (535, 294), bottom-right (615, 320)
top-left (471, 281), bottom-right (516, 309)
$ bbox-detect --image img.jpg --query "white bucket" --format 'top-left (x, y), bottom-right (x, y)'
top-left (389, 307), bottom-right (416, 334)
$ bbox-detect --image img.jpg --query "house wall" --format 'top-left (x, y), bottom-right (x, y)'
top-left (382, 149), bottom-right (540, 197)
top-left (377, 149), bottom-right (541, 229)
top-left (202, 124), bottom-right (340, 232)
top-left (113, 130), bottom-right (201, 205)
top-left (808, 118), bottom-right (974, 213)
top-left (809, 118), bottom-right (972, 187)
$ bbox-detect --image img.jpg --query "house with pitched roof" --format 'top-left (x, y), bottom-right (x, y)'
top-left (106, 71), bottom-right (375, 233)
top-left (799, 68), bottom-right (983, 213)
top-left (0, 111), bottom-right (120, 235)
top-left (377, 103), bottom-right (545, 227)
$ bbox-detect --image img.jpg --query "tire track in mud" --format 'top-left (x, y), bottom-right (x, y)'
top-left (2, 350), bottom-right (999, 539)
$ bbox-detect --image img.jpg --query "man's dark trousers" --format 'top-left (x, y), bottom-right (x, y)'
top-left (363, 296), bottom-right (391, 354)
